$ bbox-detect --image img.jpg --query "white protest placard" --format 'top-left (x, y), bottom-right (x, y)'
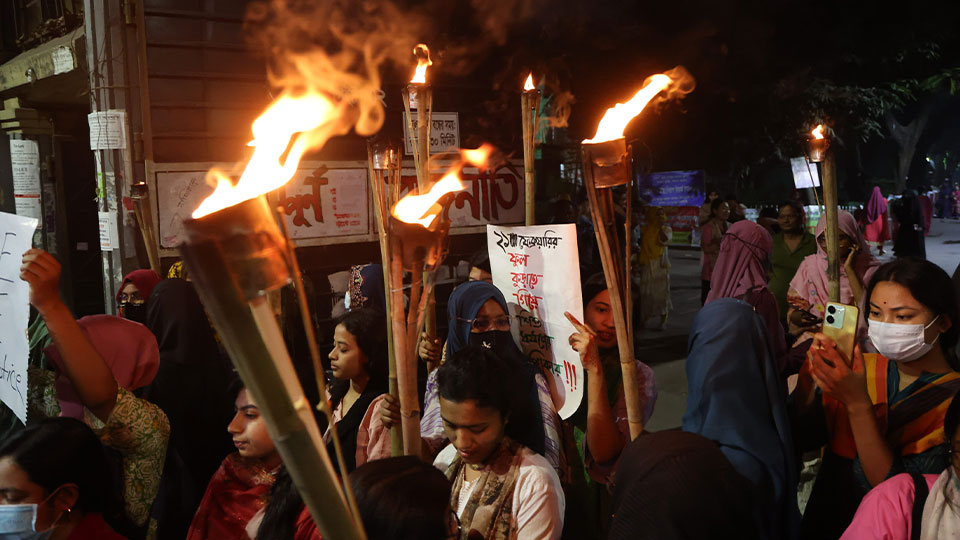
top-left (0, 211), bottom-right (39, 424)
top-left (97, 211), bottom-right (119, 251)
top-left (402, 112), bottom-right (460, 155)
top-left (487, 224), bottom-right (584, 419)
top-left (88, 110), bottom-right (127, 150)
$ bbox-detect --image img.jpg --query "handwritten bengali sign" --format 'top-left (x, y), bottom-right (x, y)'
top-left (0, 211), bottom-right (39, 424)
top-left (487, 224), bottom-right (583, 419)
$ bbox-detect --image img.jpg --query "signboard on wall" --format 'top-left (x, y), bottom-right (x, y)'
top-left (402, 112), bottom-right (460, 155)
top-left (155, 160), bottom-right (526, 249)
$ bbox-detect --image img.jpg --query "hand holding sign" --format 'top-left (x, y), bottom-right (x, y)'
top-left (19, 249), bottom-right (61, 314)
top-left (0, 211), bottom-right (39, 425)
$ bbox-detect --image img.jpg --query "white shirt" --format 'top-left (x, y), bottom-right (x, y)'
top-left (434, 443), bottom-right (565, 540)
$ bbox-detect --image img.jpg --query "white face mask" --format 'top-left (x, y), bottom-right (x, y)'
top-left (0, 489), bottom-right (64, 540)
top-left (868, 315), bottom-right (941, 362)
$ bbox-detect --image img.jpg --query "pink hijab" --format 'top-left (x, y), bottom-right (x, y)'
top-left (45, 315), bottom-right (160, 419)
top-left (789, 210), bottom-right (881, 317)
top-left (866, 186), bottom-right (887, 223)
top-left (706, 220), bottom-right (773, 304)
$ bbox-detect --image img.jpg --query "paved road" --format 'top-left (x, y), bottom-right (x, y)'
top-left (641, 219), bottom-right (960, 432)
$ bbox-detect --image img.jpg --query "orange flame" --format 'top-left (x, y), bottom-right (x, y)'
top-left (193, 92), bottom-right (336, 218)
top-left (583, 74), bottom-right (671, 144)
top-left (811, 124), bottom-right (825, 139)
top-left (410, 44), bottom-right (432, 84)
top-left (523, 73), bottom-right (535, 91)
top-left (583, 67), bottom-right (695, 145)
top-left (392, 172), bottom-right (463, 227)
top-left (460, 144), bottom-right (495, 167)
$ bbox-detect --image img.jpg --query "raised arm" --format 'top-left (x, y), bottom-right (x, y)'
top-left (565, 312), bottom-right (624, 464)
top-left (20, 249), bottom-right (118, 422)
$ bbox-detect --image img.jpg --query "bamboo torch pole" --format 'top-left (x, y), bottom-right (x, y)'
top-left (522, 75), bottom-right (541, 226)
top-left (179, 196), bottom-right (365, 540)
top-left (822, 151), bottom-right (840, 302)
top-left (366, 140), bottom-right (403, 456)
top-left (581, 140), bottom-right (644, 439)
top-left (130, 182), bottom-right (161, 273)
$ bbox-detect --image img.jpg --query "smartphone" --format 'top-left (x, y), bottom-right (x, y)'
top-left (822, 302), bottom-right (859, 364)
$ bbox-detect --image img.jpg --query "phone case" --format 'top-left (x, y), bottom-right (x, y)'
top-left (822, 302), bottom-right (859, 364)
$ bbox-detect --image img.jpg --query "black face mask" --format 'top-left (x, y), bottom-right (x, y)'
top-left (120, 302), bottom-right (147, 324)
top-left (469, 330), bottom-right (515, 353)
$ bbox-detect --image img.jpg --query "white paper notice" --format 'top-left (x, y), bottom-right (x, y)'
top-left (9, 139), bottom-right (42, 220)
top-left (487, 224), bottom-right (584, 419)
top-left (88, 110), bottom-right (127, 150)
top-left (0, 211), bottom-right (39, 424)
top-left (403, 112), bottom-right (460, 155)
top-left (98, 211), bottom-right (119, 251)
top-left (52, 46), bottom-right (75, 74)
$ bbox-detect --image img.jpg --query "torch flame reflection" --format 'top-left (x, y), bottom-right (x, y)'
top-left (392, 172), bottom-right (463, 227)
top-left (193, 93), bottom-right (335, 218)
top-left (811, 124), bottom-right (825, 139)
top-left (410, 44), bottom-right (432, 84)
top-left (524, 73), bottom-right (535, 91)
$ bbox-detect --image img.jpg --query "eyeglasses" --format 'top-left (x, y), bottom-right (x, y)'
top-left (457, 316), bottom-right (511, 332)
top-left (118, 292), bottom-right (144, 304)
top-left (445, 508), bottom-right (462, 539)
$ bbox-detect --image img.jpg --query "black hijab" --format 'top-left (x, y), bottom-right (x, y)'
top-left (142, 279), bottom-right (236, 538)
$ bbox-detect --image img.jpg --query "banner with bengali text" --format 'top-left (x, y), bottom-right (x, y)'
top-left (486, 224), bottom-right (583, 419)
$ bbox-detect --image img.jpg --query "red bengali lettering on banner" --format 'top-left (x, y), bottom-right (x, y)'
top-left (508, 252), bottom-right (529, 268)
top-left (512, 289), bottom-right (543, 314)
top-left (278, 168), bottom-right (329, 227)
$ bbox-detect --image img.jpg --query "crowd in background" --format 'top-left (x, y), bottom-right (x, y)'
top-left (1, 183), bottom-right (960, 540)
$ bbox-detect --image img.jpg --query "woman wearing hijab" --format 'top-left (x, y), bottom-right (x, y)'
top-left (20, 249), bottom-right (170, 536)
top-left (634, 206), bottom-right (672, 331)
top-left (141, 279), bottom-right (236, 539)
top-left (344, 263), bottom-right (386, 313)
top-left (787, 210), bottom-right (882, 338)
top-left (608, 430), bottom-right (760, 540)
top-left (116, 269), bottom-right (162, 324)
top-left (892, 189), bottom-right (927, 259)
top-left (683, 298), bottom-right (800, 540)
top-left (863, 186), bottom-right (891, 255)
top-left (401, 281), bottom-right (560, 467)
top-left (706, 220), bottom-right (788, 370)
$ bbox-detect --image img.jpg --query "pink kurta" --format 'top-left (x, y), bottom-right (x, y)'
top-left (863, 210), bottom-right (890, 244)
top-left (841, 473), bottom-right (938, 540)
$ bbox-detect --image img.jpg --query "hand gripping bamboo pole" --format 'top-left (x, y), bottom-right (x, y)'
top-left (367, 140), bottom-right (403, 456)
top-left (180, 196), bottom-right (365, 540)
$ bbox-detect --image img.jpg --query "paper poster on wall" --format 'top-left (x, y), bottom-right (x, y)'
top-left (402, 112), bottom-right (460, 155)
top-left (157, 171), bottom-right (215, 248)
top-left (0, 211), bottom-right (40, 424)
top-left (791, 157), bottom-right (821, 188)
top-left (98, 211), bottom-right (119, 251)
top-left (88, 110), bottom-right (127, 150)
top-left (9, 139), bottom-right (42, 220)
top-left (487, 224), bottom-right (584, 419)
top-left (277, 166), bottom-right (368, 238)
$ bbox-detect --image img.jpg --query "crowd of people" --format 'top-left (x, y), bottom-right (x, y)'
top-left (1, 182), bottom-right (960, 540)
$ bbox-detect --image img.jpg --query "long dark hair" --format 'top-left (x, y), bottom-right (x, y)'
top-left (940, 392), bottom-right (960, 510)
top-left (865, 258), bottom-right (960, 367)
top-left (350, 456), bottom-right (452, 540)
top-left (0, 418), bottom-right (110, 514)
top-left (437, 345), bottom-right (517, 419)
top-left (328, 308), bottom-right (389, 411)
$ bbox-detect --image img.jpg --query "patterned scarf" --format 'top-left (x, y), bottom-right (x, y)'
top-left (445, 438), bottom-right (523, 540)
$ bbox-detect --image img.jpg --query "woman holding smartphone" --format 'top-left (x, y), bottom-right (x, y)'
top-left (794, 258), bottom-right (960, 539)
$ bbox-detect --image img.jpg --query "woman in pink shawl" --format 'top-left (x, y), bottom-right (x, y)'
top-left (862, 186), bottom-right (890, 255)
top-left (786, 210), bottom-right (882, 338)
top-left (705, 220), bottom-right (788, 369)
